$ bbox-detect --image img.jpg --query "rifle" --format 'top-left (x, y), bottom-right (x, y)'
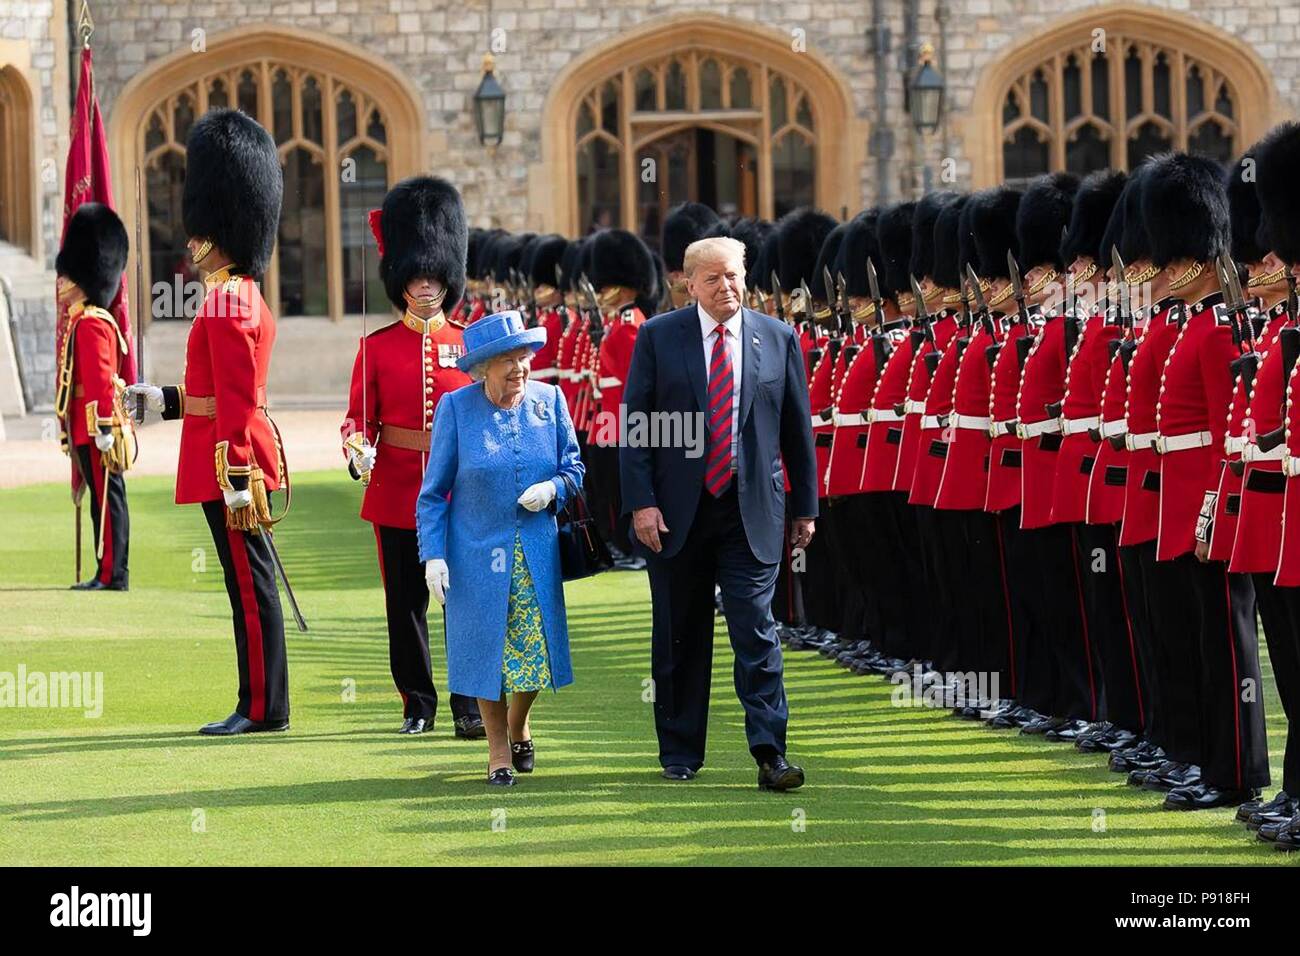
top-left (829, 269), bottom-right (859, 368)
top-left (865, 258), bottom-right (892, 373)
top-left (771, 270), bottom-right (787, 325)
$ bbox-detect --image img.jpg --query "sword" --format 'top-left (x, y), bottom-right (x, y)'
top-left (360, 212), bottom-right (371, 486)
top-left (133, 167), bottom-right (146, 423)
top-left (264, 529), bottom-right (308, 632)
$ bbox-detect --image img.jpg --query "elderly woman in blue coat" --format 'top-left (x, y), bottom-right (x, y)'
top-left (417, 310), bottom-right (584, 786)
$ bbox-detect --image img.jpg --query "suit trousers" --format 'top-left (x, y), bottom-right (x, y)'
top-left (76, 444), bottom-right (129, 588)
top-left (1259, 579), bottom-right (1300, 794)
top-left (647, 485), bottom-right (789, 770)
top-left (1075, 522), bottom-right (1147, 733)
top-left (1189, 560), bottom-right (1268, 791)
top-left (374, 525), bottom-right (479, 723)
top-left (203, 500), bottom-right (289, 723)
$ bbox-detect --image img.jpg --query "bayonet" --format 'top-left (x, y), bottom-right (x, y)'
top-left (1111, 247), bottom-right (1131, 329)
top-left (965, 263), bottom-right (993, 335)
top-left (911, 275), bottom-right (937, 346)
top-left (770, 270), bottom-right (787, 324)
top-left (1007, 250), bottom-right (1032, 326)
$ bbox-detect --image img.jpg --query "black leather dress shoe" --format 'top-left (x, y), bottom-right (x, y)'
top-left (1244, 793), bottom-right (1298, 830)
top-left (487, 768), bottom-right (516, 786)
top-left (401, 716), bottom-right (433, 735)
top-left (511, 739), bottom-right (535, 773)
top-left (1020, 715), bottom-right (1066, 736)
top-left (70, 578), bottom-right (128, 591)
top-left (1163, 782), bottom-right (1259, 811)
top-left (1236, 789), bottom-right (1290, 823)
top-left (1077, 725), bottom-right (1137, 753)
top-left (662, 765), bottom-right (696, 781)
top-left (454, 715), bottom-right (486, 740)
top-left (198, 712), bottom-right (289, 736)
top-left (988, 705), bottom-right (1041, 729)
top-left (398, 717), bottom-right (414, 734)
top-left (1044, 718), bottom-right (1090, 742)
top-left (1109, 742), bottom-right (1165, 773)
top-left (1132, 761), bottom-right (1200, 792)
top-left (757, 755), bottom-right (805, 792)
top-left (1267, 818), bottom-right (1300, 850)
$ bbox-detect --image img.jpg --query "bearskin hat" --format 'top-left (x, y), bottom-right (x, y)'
top-left (833, 209), bottom-right (878, 299)
top-left (1255, 122), bottom-right (1300, 265)
top-left (182, 109), bottom-right (282, 277)
top-left (1115, 164), bottom-right (1153, 265)
top-left (374, 176), bottom-right (468, 311)
top-left (776, 207), bottom-right (838, 294)
top-left (524, 234), bottom-right (569, 288)
top-left (932, 194), bottom-right (970, 291)
top-left (588, 228), bottom-right (657, 302)
top-left (558, 237), bottom-right (586, 292)
top-left (1141, 153), bottom-right (1229, 268)
top-left (752, 225), bottom-right (783, 294)
top-left (662, 202), bottom-right (722, 273)
top-left (1224, 150), bottom-right (1267, 265)
top-left (492, 233), bottom-right (534, 284)
top-left (812, 221), bottom-right (850, 302)
top-left (910, 191), bottom-right (959, 282)
top-left (1061, 170), bottom-right (1126, 267)
top-left (877, 202), bottom-right (916, 300)
top-left (965, 187), bottom-right (1022, 281)
top-left (56, 203), bottom-right (129, 310)
top-left (1016, 172), bottom-right (1079, 271)
top-left (727, 217), bottom-right (774, 278)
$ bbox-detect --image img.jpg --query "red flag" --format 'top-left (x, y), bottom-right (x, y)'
top-left (56, 45), bottom-right (136, 495)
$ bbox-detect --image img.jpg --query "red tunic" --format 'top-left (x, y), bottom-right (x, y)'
top-left (909, 317), bottom-right (965, 506)
top-left (174, 274), bottom-right (281, 504)
top-left (342, 313), bottom-right (469, 529)
top-left (858, 323), bottom-right (915, 492)
top-left (1016, 314), bottom-right (1070, 527)
top-left (530, 307), bottom-right (567, 384)
top-left (1154, 295), bottom-right (1238, 562)
top-left (935, 319), bottom-right (1002, 511)
top-left (1229, 305), bottom-right (1292, 574)
top-left (1118, 299), bottom-right (1179, 547)
top-left (557, 314), bottom-right (585, 413)
top-left (591, 307), bottom-right (644, 447)
top-left (1051, 313), bottom-right (1119, 524)
top-left (894, 313), bottom-right (958, 493)
top-left (1276, 351), bottom-right (1300, 586)
top-left (985, 318), bottom-right (1034, 513)
top-left (824, 336), bottom-right (875, 496)
top-left (808, 341), bottom-right (840, 498)
top-left (64, 304), bottom-right (127, 446)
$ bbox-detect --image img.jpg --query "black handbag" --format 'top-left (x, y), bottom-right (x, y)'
top-left (556, 474), bottom-right (613, 581)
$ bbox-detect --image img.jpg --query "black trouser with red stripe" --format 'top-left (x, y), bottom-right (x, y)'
top-left (1259, 579), bottom-right (1300, 794)
top-left (772, 500), bottom-right (805, 626)
top-left (997, 509), bottom-right (1046, 711)
top-left (203, 501), bottom-right (288, 724)
top-left (375, 525), bottom-right (480, 724)
top-left (76, 444), bottom-right (128, 588)
top-left (825, 497), bottom-right (870, 646)
top-left (799, 502), bottom-right (841, 632)
top-left (1136, 544), bottom-right (1198, 760)
top-left (916, 506), bottom-right (967, 674)
top-left (1187, 558), bottom-right (1268, 791)
top-left (1075, 522), bottom-right (1147, 733)
top-left (946, 509), bottom-right (1011, 699)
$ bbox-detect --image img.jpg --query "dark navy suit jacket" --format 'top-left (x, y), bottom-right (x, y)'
top-left (619, 305), bottom-right (818, 564)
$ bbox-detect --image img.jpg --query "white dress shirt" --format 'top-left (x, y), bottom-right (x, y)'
top-left (698, 303), bottom-right (743, 472)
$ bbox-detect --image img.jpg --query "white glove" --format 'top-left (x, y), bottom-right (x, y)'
top-left (350, 442), bottom-right (377, 476)
top-left (125, 383), bottom-right (165, 412)
top-left (517, 480), bottom-right (557, 512)
top-left (223, 488), bottom-right (253, 510)
top-left (93, 432), bottom-right (115, 452)
top-left (425, 559), bottom-right (449, 604)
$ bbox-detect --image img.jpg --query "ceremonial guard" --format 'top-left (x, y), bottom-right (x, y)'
top-left (1142, 153), bottom-right (1268, 810)
top-left (127, 109), bottom-right (289, 736)
top-left (340, 176), bottom-right (485, 738)
top-left (55, 203), bottom-right (133, 591)
top-left (1251, 122), bottom-right (1300, 846)
top-left (522, 234), bottom-right (572, 383)
top-left (587, 228), bottom-right (657, 558)
top-left (1046, 171), bottom-right (1145, 754)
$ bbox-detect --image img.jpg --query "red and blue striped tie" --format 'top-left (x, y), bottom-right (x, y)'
top-left (705, 326), bottom-right (734, 497)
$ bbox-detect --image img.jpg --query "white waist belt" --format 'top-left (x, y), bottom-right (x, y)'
top-left (921, 414), bottom-right (947, 430)
top-left (834, 412), bottom-right (868, 427)
top-left (598, 376), bottom-right (622, 388)
top-left (532, 368), bottom-right (559, 380)
top-left (1242, 442), bottom-right (1285, 463)
top-left (1125, 430), bottom-right (1158, 451)
top-left (1062, 415), bottom-right (1100, 436)
top-left (952, 414), bottom-right (991, 431)
top-left (1017, 419), bottom-right (1061, 440)
top-left (813, 411), bottom-right (834, 427)
top-left (988, 417), bottom-right (1015, 438)
top-left (867, 408), bottom-right (904, 423)
top-left (1224, 435), bottom-right (1247, 456)
top-left (1100, 419), bottom-right (1127, 439)
top-left (1154, 430), bottom-right (1212, 454)
top-left (904, 399), bottom-right (926, 415)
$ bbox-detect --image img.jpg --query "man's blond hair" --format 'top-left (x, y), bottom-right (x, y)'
top-left (684, 236), bottom-right (747, 277)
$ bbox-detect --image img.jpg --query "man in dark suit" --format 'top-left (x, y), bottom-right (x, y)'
top-left (620, 234), bottom-right (819, 790)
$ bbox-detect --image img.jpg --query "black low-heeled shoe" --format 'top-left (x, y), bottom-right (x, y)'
top-left (511, 739), bottom-right (535, 773)
top-left (487, 768), bottom-right (516, 787)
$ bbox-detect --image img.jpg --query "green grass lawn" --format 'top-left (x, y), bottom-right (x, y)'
top-left (1, 470), bottom-right (1296, 866)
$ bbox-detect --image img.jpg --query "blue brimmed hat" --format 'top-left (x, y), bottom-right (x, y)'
top-left (457, 310), bottom-right (548, 372)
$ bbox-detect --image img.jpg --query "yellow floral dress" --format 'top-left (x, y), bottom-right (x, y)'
top-left (502, 531), bottom-right (553, 694)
